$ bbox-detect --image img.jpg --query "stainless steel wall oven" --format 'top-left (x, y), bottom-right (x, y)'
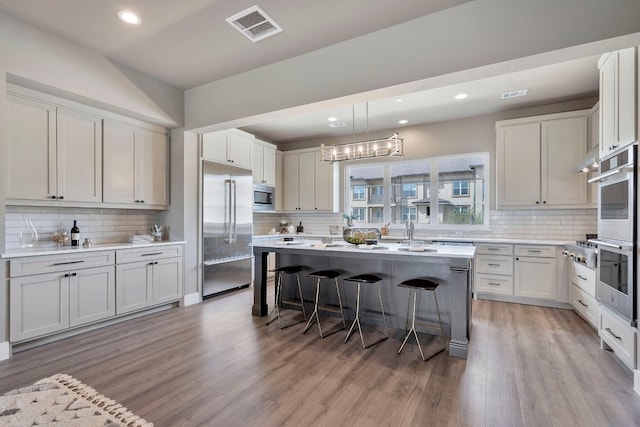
top-left (589, 144), bottom-right (637, 326)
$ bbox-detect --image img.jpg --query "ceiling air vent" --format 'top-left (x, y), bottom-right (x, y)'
top-left (226, 5), bottom-right (283, 42)
top-left (501, 89), bottom-right (528, 99)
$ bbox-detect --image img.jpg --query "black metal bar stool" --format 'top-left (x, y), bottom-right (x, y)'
top-left (397, 278), bottom-right (445, 361)
top-left (343, 274), bottom-right (388, 348)
top-left (266, 266), bottom-right (307, 329)
top-left (302, 270), bottom-right (345, 338)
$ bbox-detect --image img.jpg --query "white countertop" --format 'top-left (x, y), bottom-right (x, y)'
top-left (252, 240), bottom-right (476, 259)
top-left (253, 233), bottom-right (570, 246)
top-left (1, 241), bottom-right (187, 259)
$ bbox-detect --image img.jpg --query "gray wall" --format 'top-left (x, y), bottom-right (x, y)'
top-left (185, 0), bottom-right (640, 132)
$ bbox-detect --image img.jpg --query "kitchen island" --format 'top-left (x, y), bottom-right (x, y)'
top-left (252, 241), bottom-right (475, 358)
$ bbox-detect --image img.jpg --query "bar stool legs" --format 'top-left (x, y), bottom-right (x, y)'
top-left (344, 274), bottom-right (388, 348)
top-left (302, 270), bottom-right (345, 338)
top-left (266, 266), bottom-right (306, 329)
top-left (397, 278), bottom-right (446, 361)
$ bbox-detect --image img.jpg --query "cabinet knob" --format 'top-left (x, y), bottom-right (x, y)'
top-left (515, 257), bottom-right (519, 261)
top-left (535, 201), bottom-right (539, 204)
top-left (71, 272), bottom-right (77, 277)
top-left (58, 196), bottom-right (64, 200)
top-left (64, 273), bottom-right (69, 278)
top-left (50, 195), bottom-right (57, 199)
top-left (542, 201), bottom-right (546, 204)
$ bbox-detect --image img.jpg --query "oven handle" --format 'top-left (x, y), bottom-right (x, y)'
top-left (587, 166), bottom-right (634, 183)
top-left (588, 239), bottom-right (633, 250)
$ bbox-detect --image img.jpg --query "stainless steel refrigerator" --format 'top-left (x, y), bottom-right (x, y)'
top-left (202, 160), bottom-right (253, 297)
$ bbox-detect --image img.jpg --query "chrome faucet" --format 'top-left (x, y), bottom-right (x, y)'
top-left (406, 220), bottom-right (415, 241)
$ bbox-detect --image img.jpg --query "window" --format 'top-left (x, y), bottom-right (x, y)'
top-left (401, 206), bottom-right (417, 221)
top-left (452, 181), bottom-right (469, 197)
top-left (352, 186), bottom-right (366, 201)
top-left (346, 153), bottom-right (487, 228)
top-left (402, 184), bottom-right (417, 198)
top-left (352, 207), bottom-right (365, 221)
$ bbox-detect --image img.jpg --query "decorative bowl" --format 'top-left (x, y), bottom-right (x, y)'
top-left (342, 228), bottom-right (381, 245)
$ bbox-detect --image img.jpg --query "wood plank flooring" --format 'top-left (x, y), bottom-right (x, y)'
top-left (1, 286), bottom-right (640, 427)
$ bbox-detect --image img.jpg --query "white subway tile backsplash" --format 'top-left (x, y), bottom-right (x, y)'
top-left (5, 206), bottom-right (160, 250)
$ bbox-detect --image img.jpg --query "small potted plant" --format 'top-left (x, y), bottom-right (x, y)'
top-left (342, 212), bottom-right (356, 227)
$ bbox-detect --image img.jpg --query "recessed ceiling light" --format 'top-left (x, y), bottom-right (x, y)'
top-left (454, 93), bottom-right (468, 100)
top-left (395, 98), bottom-right (403, 103)
top-left (398, 119), bottom-right (408, 125)
top-left (328, 117), bottom-right (337, 122)
top-left (118, 10), bottom-right (142, 25)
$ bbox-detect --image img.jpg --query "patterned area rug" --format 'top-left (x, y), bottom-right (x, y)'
top-left (0, 374), bottom-right (153, 426)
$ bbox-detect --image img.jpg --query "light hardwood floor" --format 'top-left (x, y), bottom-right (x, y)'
top-left (1, 286), bottom-right (639, 427)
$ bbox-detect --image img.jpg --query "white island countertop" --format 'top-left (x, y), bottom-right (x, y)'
top-left (252, 240), bottom-right (475, 259)
top-left (1, 241), bottom-right (187, 259)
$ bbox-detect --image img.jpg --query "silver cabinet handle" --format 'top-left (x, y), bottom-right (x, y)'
top-left (577, 274), bottom-right (587, 281)
top-left (488, 282), bottom-right (501, 286)
top-left (577, 299), bottom-right (588, 308)
top-left (605, 327), bottom-right (622, 340)
top-left (487, 248), bottom-right (500, 251)
top-left (53, 260), bottom-right (84, 266)
top-left (488, 263), bottom-right (500, 267)
top-left (140, 252), bottom-right (162, 257)
top-left (527, 250), bottom-right (542, 253)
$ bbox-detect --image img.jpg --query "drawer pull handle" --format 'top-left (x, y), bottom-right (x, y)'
top-left (53, 260), bottom-right (85, 266)
top-left (577, 299), bottom-right (588, 308)
top-left (488, 263), bottom-right (500, 267)
top-left (487, 248), bottom-right (500, 251)
top-left (605, 327), bottom-right (622, 340)
top-left (488, 282), bottom-right (501, 286)
top-left (527, 250), bottom-right (541, 253)
top-left (141, 252), bottom-right (163, 257)
top-left (577, 274), bottom-right (587, 281)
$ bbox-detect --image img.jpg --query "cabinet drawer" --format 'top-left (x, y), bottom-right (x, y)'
top-left (571, 263), bottom-right (596, 296)
top-left (571, 284), bottom-right (597, 328)
top-left (9, 251), bottom-right (115, 277)
top-left (475, 255), bottom-right (513, 275)
top-left (475, 243), bottom-right (513, 256)
top-left (599, 305), bottom-right (636, 369)
top-left (116, 245), bottom-right (183, 264)
top-left (475, 274), bottom-right (514, 295)
top-left (514, 245), bottom-right (556, 258)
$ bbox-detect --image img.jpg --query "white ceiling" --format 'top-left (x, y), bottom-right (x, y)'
top-left (0, 0), bottom-right (601, 143)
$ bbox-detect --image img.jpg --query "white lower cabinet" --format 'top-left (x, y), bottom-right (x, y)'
top-left (9, 253), bottom-right (116, 342)
top-left (9, 245), bottom-right (183, 344)
top-left (514, 256), bottom-right (557, 300)
top-left (569, 263), bottom-right (597, 328)
top-left (599, 304), bottom-right (637, 370)
top-left (115, 246), bottom-right (183, 315)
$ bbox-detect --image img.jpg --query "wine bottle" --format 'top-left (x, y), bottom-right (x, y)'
top-left (71, 220), bottom-right (80, 246)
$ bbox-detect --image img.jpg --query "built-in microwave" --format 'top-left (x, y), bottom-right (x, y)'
top-left (253, 184), bottom-right (275, 211)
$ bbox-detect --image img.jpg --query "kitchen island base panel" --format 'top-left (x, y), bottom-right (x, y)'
top-left (252, 244), bottom-right (473, 359)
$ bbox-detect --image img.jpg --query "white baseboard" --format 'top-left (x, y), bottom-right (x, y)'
top-left (183, 292), bottom-right (201, 306)
top-left (635, 370), bottom-right (640, 396)
top-left (0, 341), bottom-right (10, 361)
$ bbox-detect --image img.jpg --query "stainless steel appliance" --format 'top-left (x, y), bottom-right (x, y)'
top-left (589, 144), bottom-right (637, 326)
top-left (202, 160), bottom-right (253, 297)
top-left (253, 183), bottom-right (275, 211)
top-left (562, 240), bottom-right (598, 269)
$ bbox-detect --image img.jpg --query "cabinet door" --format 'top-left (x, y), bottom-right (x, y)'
top-left (56, 107), bottom-right (103, 203)
top-left (137, 128), bottom-right (169, 206)
top-left (514, 256), bottom-right (557, 300)
top-left (617, 47), bottom-right (637, 148)
top-left (599, 52), bottom-right (617, 158)
top-left (153, 257), bottom-right (183, 305)
top-left (6, 95), bottom-right (57, 200)
top-left (202, 131), bottom-right (229, 164)
top-left (103, 120), bottom-right (136, 203)
top-left (10, 272), bottom-right (69, 341)
top-left (283, 154), bottom-right (300, 210)
top-left (227, 130), bottom-right (253, 169)
top-left (262, 144), bottom-right (276, 186)
top-left (314, 151), bottom-right (334, 211)
top-left (541, 117), bottom-right (587, 205)
top-left (298, 152), bottom-right (316, 210)
top-left (69, 266), bottom-right (115, 327)
top-left (116, 262), bottom-right (153, 314)
top-left (497, 123), bottom-right (541, 207)
top-left (252, 143), bottom-right (264, 184)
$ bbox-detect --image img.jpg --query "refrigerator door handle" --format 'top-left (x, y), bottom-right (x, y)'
top-left (231, 179), bottom-right (237, 243)
top-left (224, 179), bottom-right (231, 242)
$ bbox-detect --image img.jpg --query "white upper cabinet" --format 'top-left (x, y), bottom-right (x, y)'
top-left (497, 111), bottom-right (589, 209)
top-left (103, 120), bottom-right (169, 208)
top-left (202, 129), bottom-right (253, 169)
top-left (282, 148), bottom-right (336, 212)
top-left (598, 48), bottom-right (637, 159)
top-left (6, 94), bottom-right (102, 203)
top-left (252, 139), bottom-right (276, 186)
